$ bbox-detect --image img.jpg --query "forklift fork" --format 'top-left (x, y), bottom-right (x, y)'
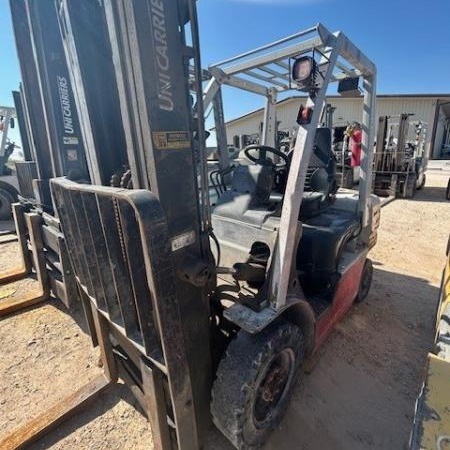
top-left (0, 203), bottom-right (32, 285)
top-left (3, 178), bottom-right (204, 450)
top-left (0, 210), bottom-right (50, 317)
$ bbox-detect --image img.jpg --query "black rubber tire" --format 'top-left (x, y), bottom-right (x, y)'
top-left (355, 259), bottom-right (373, 303)
top-left (404, 176), bottom-right (417, 198)
top-left (416, 173), bottom-right (426, 190)
top-left (446, 178), bottom-right (450, 201)
top-left (342, 169), bottom-right (354, 189)
top-left (0, 188), bottom-right (14, 220)
top-left (211, 321), bottom-right (304, 449)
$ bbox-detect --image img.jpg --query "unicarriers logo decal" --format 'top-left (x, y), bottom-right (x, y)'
top-left (150, 0), bottom-right (174, 112)
top-left (57, 76), bottom-right (74, 134)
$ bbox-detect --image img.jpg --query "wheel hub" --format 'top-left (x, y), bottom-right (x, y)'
top-left (253, 348), bottom-right (295, 428)
top-left (260, 366), bottom-right (288, 403)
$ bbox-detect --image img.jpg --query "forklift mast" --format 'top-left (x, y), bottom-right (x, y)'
top-left (10, 0), bottom-right (89, 205)
top-left (103, 0), bottom-right (214, 439)
top-left (12, 89), bottom-right (33, 162)
top-left (57, 0), bottom-right (129, 186)
top-left (374, 114), bottom-right (414, 173)
top-left (0, 106), bottom-right (16, 163)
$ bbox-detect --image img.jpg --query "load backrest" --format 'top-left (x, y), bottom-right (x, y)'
top-left (50, 177), bottom-right (199, 449)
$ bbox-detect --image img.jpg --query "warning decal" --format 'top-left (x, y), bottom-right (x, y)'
top-left (152, 131), bottom-right (191, 150)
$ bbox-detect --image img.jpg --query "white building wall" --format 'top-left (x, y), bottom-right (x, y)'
top-left (226, 96), bottom-right (440, 156)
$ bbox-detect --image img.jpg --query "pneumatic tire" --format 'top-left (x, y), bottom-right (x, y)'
top-left (211, 321), bottom-right (304, 449)
top-left (0, 188), bottom-right (14, 220)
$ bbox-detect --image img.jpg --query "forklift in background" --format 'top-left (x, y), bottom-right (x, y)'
top-left (321, 103), bottom-right (358, 190)
top-left (0, 0), bottom-right (130, 315)
top-left (1, 2), bottom-right (381, 449)
top-left (373, 114), bottom-right (427, 198)
top-left (0, 106), bottom-right (20, 220)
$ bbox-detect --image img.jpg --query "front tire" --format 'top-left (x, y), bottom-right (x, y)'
top-left (342, 169), bottom-right (354, 189)
top-left (211, 322), bottom-right (304, 449)
top-left (446, 178), bottom-right (450, 201)
top-left (416, 173), bottom-right (426, 190)
top-left (0, 188), bottom-right (14, 220)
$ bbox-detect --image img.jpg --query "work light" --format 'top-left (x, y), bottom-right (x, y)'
top-left (292, 56), bottom-right (317, 91)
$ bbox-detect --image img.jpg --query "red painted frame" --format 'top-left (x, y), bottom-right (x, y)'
top-left (314, 251), bottom-right (367, 352)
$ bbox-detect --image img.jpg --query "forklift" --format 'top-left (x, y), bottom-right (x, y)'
top-left (0, 0), bottom-right (129, 314)
top-left (373, 114), bottom-right (427, 198)
top-left (0, 105), bottom-right (20, 220)
top-left (320, 103), bottom-right (358, 189)
top-left (2, 2), bottom-right (380, 449)
top-left (410, 234), bottom-right (450, 449)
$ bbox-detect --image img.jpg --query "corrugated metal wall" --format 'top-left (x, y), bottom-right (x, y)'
top-left (226, 96), bottom-right (443, 157)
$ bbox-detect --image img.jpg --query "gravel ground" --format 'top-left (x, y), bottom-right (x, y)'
top-left (0, 170), bottom-right (449, 450)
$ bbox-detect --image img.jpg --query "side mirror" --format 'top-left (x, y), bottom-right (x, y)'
top-left (10, 118), bottom-right (15, 129)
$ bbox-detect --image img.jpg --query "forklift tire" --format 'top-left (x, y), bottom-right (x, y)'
top-left (416, 173), bottom-right (426, 190)
top-left (446, 178), bottom-right (450, 201)
top-left (211, 321), bottom-right (304, 450)
top-left (404, 177), bottom-right (417, 199)
top-left (0, 188), bottom-right (14, 220)
top-left (342, 169), bottom-right (354, 189)
top-left (355, 259), bottom-right (373, 303)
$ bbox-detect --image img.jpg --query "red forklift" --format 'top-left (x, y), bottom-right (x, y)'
top-left (2, 2), bottom-right (380, 450)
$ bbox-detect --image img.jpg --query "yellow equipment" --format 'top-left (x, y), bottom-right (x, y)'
top-left (410, 235), bottom-right (450, 449)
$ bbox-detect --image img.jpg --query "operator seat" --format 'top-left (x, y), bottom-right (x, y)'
top-left (297, 127), bottom-right (338, 220)
top-left (297, 208), bottom-right (360, 299)
top-left (212, 164), bottom-right (275, 226)
top-left (294, 129), bottom-right (359, 299)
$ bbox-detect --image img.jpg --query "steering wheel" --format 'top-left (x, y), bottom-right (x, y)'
top-left (244, 145), bottom-right (289, 168)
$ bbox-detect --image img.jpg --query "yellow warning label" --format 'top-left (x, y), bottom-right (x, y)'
top-left (152, 131), bottom-right (191, 150)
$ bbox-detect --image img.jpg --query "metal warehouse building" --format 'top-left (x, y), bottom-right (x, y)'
top-left (224, 94), bottom-right (450, 159)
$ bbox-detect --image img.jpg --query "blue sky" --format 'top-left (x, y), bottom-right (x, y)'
top-left (1, 0), bottom-right (449, 145)
top-left (198, 0), bottom-right (450, 120)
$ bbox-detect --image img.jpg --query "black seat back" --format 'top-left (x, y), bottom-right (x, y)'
top-left (305, 127), bottom-right (336, 193)
top-left (231, 164), bottom-right (274, 203)
top-left (310, 127), bottom-right (332, 167)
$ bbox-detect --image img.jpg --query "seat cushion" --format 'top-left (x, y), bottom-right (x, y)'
top-left (299, 192), bottom-right (330, 220)
top-left (297, 210), bottom-right (360, 274)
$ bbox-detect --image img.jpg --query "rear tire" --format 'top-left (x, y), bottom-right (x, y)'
top-left (211, 321), bottom-right (304, 449)
top-left (0, 188), bottom-right (14, 220)
top-left (446, 178), bottom-right (450, 201)
top-left (355, 259), bottom-right (373, 303)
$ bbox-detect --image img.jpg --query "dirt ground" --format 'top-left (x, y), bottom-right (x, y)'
top-left (1, 170), bottom-right (449, 450)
